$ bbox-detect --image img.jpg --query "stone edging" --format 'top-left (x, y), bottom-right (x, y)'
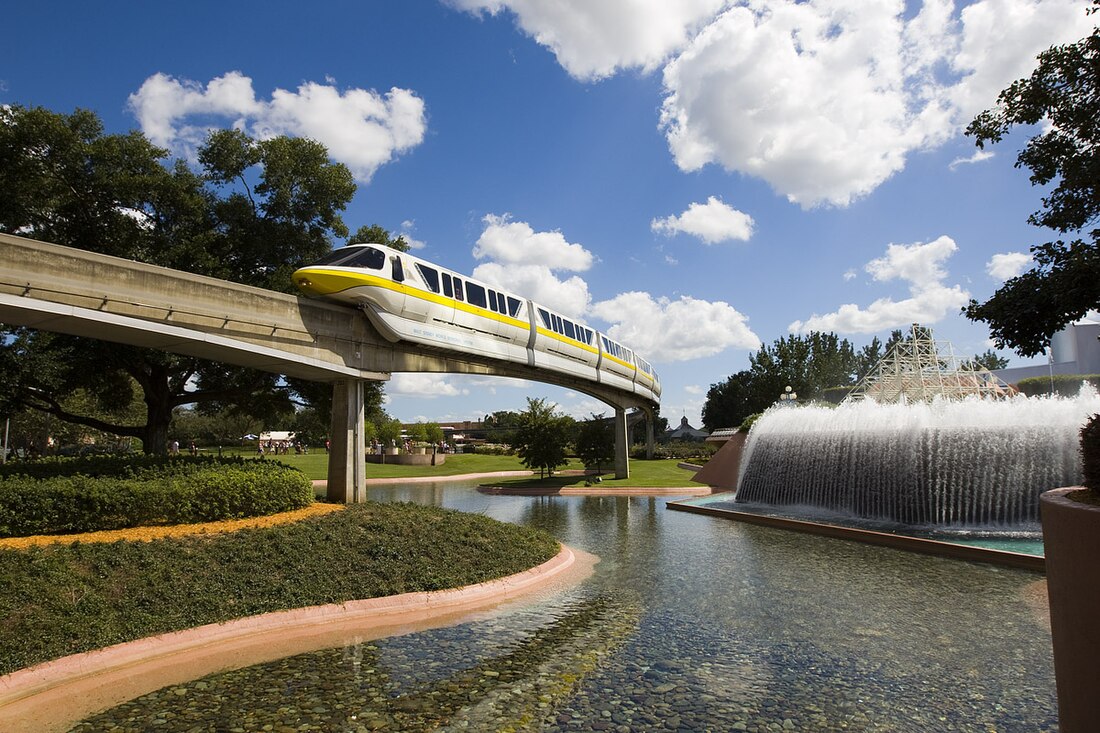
top-left (0, 544), bottom-right (580, 732)
top-left (478, 485), bottom-right (711, 496)
top-left (311, 470), bottom-right (534, 489)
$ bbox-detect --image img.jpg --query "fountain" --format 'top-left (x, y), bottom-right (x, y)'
top-left (734, 389), bottom-right (1100, 530)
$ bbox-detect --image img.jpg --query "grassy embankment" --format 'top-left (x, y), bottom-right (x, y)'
top-left (0, 501), bottom-right (559, 675)
top-left (223, 449), bottom-right (703, 487)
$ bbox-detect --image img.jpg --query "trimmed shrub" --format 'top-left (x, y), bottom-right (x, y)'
top-left (0, 457), bottom-right (312, 538)
top-left (739, 413), bottom-right (763, 433)
top-left (1082, 414), bottom-right (1100, 494)
top-left (1015, 374), bottom-right (1100, 398)
top-left (632, 441), bottom-right (717, 460)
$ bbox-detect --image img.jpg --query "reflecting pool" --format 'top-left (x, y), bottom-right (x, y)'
top-left (73, 481), bottom-right (1056, 732)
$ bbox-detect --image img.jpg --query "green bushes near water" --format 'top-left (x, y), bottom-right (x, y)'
top-left (0, 502), bottom-right (561, 675)
top-left (0, 456), bottom-right (312, 538)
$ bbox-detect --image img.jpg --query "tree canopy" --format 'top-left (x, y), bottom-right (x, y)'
top-left (963, 4), bottom-right (1100, 356)
top-left (0, 106), bottom-right (364, 453)
top-left (701, 331), bottom-right (886, 431)
top-left (512, 398), bottom-right (574, 478)
top-left (575, 413), bottom-right (616, 474)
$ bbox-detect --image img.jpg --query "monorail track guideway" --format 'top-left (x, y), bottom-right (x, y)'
top-left (0, 234), bottom-right (656, 501)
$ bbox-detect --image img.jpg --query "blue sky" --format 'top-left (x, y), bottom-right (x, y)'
top-left (4, 0), bottom-right (1096, 427)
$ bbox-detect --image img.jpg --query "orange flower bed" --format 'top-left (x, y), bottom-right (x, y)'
top-left (0, 503), bottom-right (345, 549)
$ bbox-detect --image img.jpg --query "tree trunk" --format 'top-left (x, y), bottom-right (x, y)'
top-left (141, 368), bottom-right (176, 455)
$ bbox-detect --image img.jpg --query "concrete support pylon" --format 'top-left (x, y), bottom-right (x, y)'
top-left (645, 413), bottom-right (655, 460)
top-left (614, 407), bottom-right (630, 480)
top-left (328, 379), bottom-right (367, 503)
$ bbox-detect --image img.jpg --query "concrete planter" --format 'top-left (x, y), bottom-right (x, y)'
top-left (1041, 487), bottom-right (1100, 733)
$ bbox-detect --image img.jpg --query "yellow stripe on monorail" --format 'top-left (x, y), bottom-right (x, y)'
top-left (301, 267), bottom-right (533, 336)
top-left (299, 267), bottom-right (659, 379)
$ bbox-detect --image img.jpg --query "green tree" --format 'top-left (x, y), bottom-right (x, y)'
top-left (377, 418), bottom-right (403, 452)
top-left (964, 4), bottom-right (1100, 356)
top-left (425, 422), bottom-right (445, 457)
top-left (0, 107), bottom-right (356, 453)
top-left (575, 413), bottom-right (616, 474)
top-left (408, 421), bottom-right (429, 447)
top-left (349, 224), bottom-right (410, 252)
top-left (481, 409), bottom-right (523, 443)
top-left (513, 397), bottom-right (574, 478)
top-left (702, 331), bottom-right (891, 430)
top-left (702, 371), bottom-right (755, 432)
top-left (961, 349), bottom-right (1010, 371)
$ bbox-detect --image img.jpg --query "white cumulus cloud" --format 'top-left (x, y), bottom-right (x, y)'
top-left (986, 251), bottom-right (1032, 280)
top-left (473, 213), bottom-right (594, 270)
top-left (473, 261), bottom-right (592, 318)
top-left (470, 214), bottom-right (594, 317)
top-left (449, 0), bottom-right (724, 80)
top-left (658, 0), bottom-right (1093, 207)
top-left (949, 149), bottom-right (995, 170)
top-left (590, 291), bottom-right (761, 362)
top-left (464, 0), bottom-right (1092, 207)
top-left (789, 235), bottom-right (970, 333)
top-left (651, 196), bottom-right (754, 244)
top-left (128, 71), bottom-right (427, 181)
top-left (387, 373), bottom-right (468, 398)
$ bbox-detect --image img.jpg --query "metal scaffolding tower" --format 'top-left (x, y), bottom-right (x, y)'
top-left (845, 324), bottom-right (1012, 404)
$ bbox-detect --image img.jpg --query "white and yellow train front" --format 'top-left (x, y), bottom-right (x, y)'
top-left (293, 244), bottom-right (660, 403)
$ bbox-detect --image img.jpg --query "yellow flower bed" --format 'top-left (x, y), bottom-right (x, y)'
top-left (0, 503), bottom-right (345, 549)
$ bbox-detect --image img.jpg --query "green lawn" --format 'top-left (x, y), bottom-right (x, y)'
top-left (231, 450), bottom-right (702, 487)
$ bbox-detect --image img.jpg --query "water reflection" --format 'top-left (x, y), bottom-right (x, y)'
top-left (73, 481), bottom-right (1057, 732)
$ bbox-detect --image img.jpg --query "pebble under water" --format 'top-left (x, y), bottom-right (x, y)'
top-left (71, 482), bottom-right (1057, 732)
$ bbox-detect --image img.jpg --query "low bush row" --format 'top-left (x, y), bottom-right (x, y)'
top-left (1015, 374), bottom-right (1100, 398)
top-left (0, 458), bottom-right (312, 537)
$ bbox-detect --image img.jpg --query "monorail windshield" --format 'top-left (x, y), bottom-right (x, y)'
top-left (313, 246), bottom-right (386, 270)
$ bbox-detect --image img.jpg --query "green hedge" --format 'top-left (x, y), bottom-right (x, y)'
top-left (1015, 374), bottom-right (1100, 397)
top-left (0, 457), bottom-right (312, 538)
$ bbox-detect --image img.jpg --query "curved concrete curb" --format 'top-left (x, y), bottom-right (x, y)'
top-left (478, 485), bottom-right (710, 497)
top-left (311, 470), bottom-right (534, 490)
top-left (0, 544), bottom-right (586, 733)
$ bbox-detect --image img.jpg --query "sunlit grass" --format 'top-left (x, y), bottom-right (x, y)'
top-left (0, 502), bottom-right (559, 675)
top-left (234, 450), bottom-right (702, 487)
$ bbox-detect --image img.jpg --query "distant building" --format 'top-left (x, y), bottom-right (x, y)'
top-left (993, 315), bottom-right (1100, 384)
top-left (662, 416), bottom-right (709, 443)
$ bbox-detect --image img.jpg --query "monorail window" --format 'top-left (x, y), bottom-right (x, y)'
top-left (538, 308), bottom-right (552, 329)
top-left (584, 328), bottom-right (593, 345)
top-left (553, 314), bottom-right (563, 334)
top-left (563, 320), bottom-right (576, 339)
top-left (442, 273), bottom-right (453, 298)
top-left (487, 289), bottom-right (498, 313)
top-left (312, 246), bottom-right (386, 269)
top-left (416, 264), bottom-right (439, 293)
top-left (495, 291), bottom-right (506, 313)
top-left (466, 282), bottom-right (487, 308)
top-left (391, 256), bottom-right (404, 282)
top-left (507, 297), bottom-right (521, 317)
top-left (454, 278), bottom-right (464, 301)
top-left (311, 247), bottom-right (358, 266)
top-left (346, 247), bottom-right (386, 270)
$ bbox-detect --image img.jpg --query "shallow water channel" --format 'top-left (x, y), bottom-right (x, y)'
top-left (74, 481), bottom-right (1057, 732)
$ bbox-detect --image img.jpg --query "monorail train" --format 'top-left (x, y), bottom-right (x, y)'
top-left (292, 243), bottom-right (661, 403)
